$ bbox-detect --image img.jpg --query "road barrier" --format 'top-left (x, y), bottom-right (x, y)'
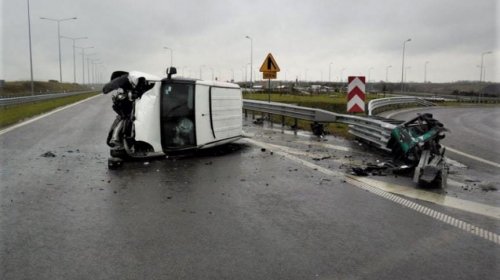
top-left (243, 99), bottom-right (448, 186)
top-left (0, 91), bottom-right (95, 107)
top-left (367, 96), bottom-right (435, 116)
top-left (243, 99), bottom-right (399, 150)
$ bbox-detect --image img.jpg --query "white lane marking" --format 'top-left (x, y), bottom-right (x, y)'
top-left (296, 140), bottom-right (352, 152)
top-left (244, 138), bottom-right (500, 245)
top-left (444, 145), bottom-right (500, 169)
top-left (0, 94), bottom-right (101, 136)
top-left (353, 176), bottom-right (500, 220)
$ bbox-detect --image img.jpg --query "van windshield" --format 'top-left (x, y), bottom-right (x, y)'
top-left (160, 82), bottom-right (195, 149)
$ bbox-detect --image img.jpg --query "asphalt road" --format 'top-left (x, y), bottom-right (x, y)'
top-left (1, 96), bottom-right (499, 279)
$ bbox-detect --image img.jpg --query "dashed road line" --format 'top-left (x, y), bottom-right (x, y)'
top-left (244, 138), bottom-right (500, 245)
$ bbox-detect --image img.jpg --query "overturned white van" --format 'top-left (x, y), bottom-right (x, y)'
top-left (103, 67), bottom-right (243, 166)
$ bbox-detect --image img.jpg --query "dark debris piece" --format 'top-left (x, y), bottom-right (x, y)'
top-left (253, 118), bottom-right (264, 125)
top-left (351, 167), bottom-right (369, 176)
top-left (41, 151), bottom-right (56, 158)
top-left (350, 161), bottom-right (414, 177)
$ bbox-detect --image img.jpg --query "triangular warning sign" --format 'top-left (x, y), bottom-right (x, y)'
top-left (259, 53), bottom-right (280, 72)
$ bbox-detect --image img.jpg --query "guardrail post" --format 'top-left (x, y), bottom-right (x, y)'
top-left (244, 109), bottom-right (248, 118)
top-left (281, 115), bottom-right (285, 128)
top-left (293, 118), bottom-right (298, 135)
top-left (269, 113), bottom-right (273, 127)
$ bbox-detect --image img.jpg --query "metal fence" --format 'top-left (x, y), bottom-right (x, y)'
top-left (243, 99), bottom-right (398, 150)
top-left (0, 91), bottom-right (95, 107)
top-left (367, 96), bottom-right (435, 115)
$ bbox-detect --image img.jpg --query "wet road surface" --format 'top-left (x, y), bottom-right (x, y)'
top-left (1, 96), bottom-right (499, 279)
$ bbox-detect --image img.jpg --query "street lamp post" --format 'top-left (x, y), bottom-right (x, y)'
top-left (401, 38), bottom-right (411, 93)
top-left (386, 65), bottom-right (392, 82)
top-left (164, 47), bottom-right (173, 67)
top-left (61, 36), bottom-right (87, 83)
top-left (245, 36), bottom-right (253, 87)
top-left (329, 62), bottom-right (333, 82)
top-left (199, 65), bottom-right (206, 80)
top-left (479, 51), bottom-right (492, 82)
top-left (368, 67), bottom-right (374, 92)
top-left (479, 51), bottom-right (492, 103)
top-left (85, 53), bottom-right (97, 85)
top-left (27, 0), bottom-right (34, 95)
top-left (340, 68), bottom-right (346, 83)
top-left (404, 66), bottom-right (411, 90)
top-left (92, 61), bottom-right (103, 85)
top-left (424, 61), bottom-right (429, 83)
top-left (40, 16), bottom-right (77, 82)
top-left (75, 46), bottom-right (93, 84)
top-left (368, 67), bottom-right (374, 83)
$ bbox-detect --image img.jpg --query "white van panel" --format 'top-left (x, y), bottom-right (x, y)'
top-left (210, 87), bottom-right (242, 140)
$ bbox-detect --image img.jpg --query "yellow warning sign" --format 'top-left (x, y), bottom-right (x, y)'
top-left (259, 53), bottom-right (280, 73)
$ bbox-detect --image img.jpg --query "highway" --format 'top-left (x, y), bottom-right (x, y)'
top-left (1, 96), bottom-right (499, 279)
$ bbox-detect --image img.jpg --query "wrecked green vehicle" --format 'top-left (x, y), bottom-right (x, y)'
top-left (387, 113), bottom-right (447, 187)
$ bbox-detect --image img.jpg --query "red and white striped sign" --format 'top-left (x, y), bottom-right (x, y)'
top-left (347, 76), bottom-right (366, 113)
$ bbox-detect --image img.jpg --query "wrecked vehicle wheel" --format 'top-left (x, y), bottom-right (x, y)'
top-left (108, 157), bottom-right (124, 169)
top-left (110, 148), bottom-right (127, 158)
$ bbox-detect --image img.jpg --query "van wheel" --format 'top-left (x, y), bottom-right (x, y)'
top-left (108, 157), bottom-right (123, 170)
top-left (110, 148), bottom-right (127, 158)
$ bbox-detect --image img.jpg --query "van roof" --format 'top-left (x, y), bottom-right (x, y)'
top-left (160, 77), bottom-right (240, 89)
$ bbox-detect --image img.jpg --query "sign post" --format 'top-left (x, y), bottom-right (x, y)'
top-left (347, 76), bottom-right (366, 113)
top-left (259, 53), bottom-right (280, 102)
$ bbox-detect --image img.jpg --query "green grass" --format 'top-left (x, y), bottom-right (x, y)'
top-left (0, 81), bottom-right (93, 97)
top-left (0, 92), bottom-right (99, 129)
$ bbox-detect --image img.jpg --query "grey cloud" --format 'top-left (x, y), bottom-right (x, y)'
top-left (2, 0), bottom-right (498, 82)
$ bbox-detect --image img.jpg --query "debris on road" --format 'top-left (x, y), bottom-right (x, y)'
top-left (313, 156), bottom-right (332, 161)
top-left (41, 151), bottom-right (56, 158)
top-left (351, 167), bottom-right (369, 176)
top-left (479, 183), bottom-right (498, 192)
top-left (253, 118), bottom-right (264, 125)
top-left (310, 122), bottom-right (326, 137)
top-left (350, 161), bottom-right (414, 177)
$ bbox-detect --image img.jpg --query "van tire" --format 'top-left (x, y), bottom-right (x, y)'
top-left (110, 148), bottom-right (127, 158)
top-left (108, 157), bottom-right (123, 170)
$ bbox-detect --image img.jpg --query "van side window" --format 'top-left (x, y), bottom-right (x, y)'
top-left (160, 83), bottom-right (196, 148)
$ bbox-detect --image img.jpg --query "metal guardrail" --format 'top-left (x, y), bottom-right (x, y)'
top-left (0, 91), bottom-right (95, 106)
top-left (243, 99), bottom-right (396, 150)
top-left (367, 97), bottom-right (435, 116)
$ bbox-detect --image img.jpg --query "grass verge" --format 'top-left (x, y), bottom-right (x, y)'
top-left (0, 92), bottom-right (99, 129)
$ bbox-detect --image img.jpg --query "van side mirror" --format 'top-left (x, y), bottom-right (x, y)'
top-left (166, 67), bottom-right (177, 79)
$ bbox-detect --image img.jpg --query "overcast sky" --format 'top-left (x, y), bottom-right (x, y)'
top-left (2, 0), bottom-right (498, 83)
